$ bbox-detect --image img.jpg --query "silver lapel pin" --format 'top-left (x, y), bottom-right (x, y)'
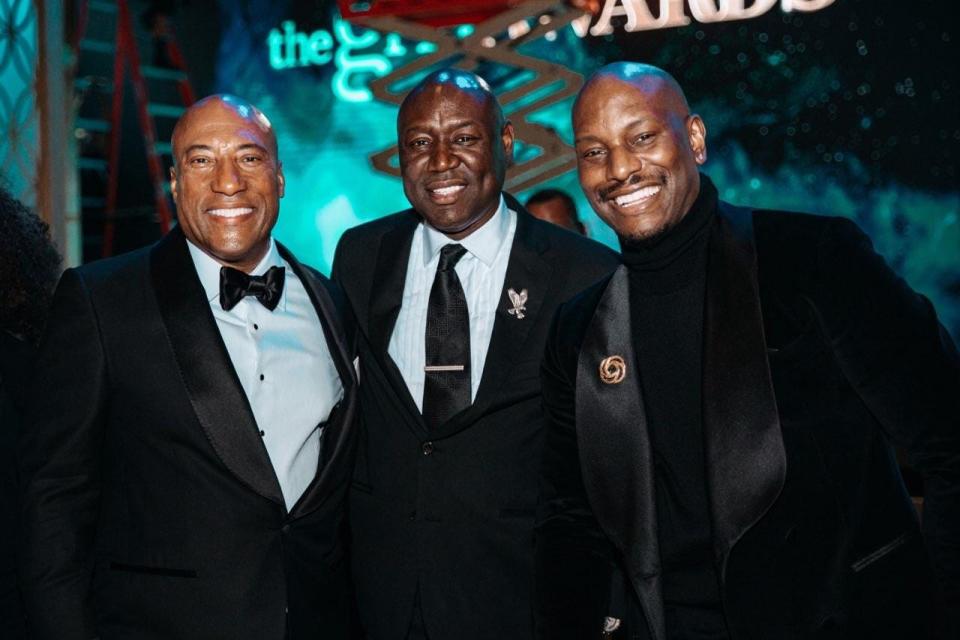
top-left (507, 288), bottom-right (528, 319)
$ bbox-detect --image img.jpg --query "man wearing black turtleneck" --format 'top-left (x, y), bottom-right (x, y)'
top-left (621, 181), bottom-right (720, 638)
top-left (534, 63), bottom-right (959, 640)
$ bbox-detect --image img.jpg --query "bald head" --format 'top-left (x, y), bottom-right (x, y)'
top-left (399, 69), bottom-right (506, 136)
top-left (171, 94), bottom-right (278, 170)
top-left (574, 62), bottom-right (690, 122)
top-left (571, 62), bottom-right (707, 242)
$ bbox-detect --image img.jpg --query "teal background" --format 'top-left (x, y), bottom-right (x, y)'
top-left (206, 0), bottom-right (958, 337)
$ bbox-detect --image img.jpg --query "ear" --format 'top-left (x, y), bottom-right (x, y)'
top-left (501, 121), bottom-right (515, 166)
top-left (687, 114), bottom-right (707, 165)
top-left (169, 166), bottom-right (179, 202)
top-left (277, 162), bottom-right (285, 198)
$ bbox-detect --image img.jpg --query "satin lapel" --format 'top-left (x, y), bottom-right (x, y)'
top-left (575, 266), bottom-right (665, 640)
top-left (150, 227), bottom-right (284, 506)
top-left (277, 245), bottom-right (358, 519)
top-left (431, 206), bottom-right (552, 441)
top-left (703, 203), bottom-right (786, 577)
top-left (367, 213), bottom-right (427, 436)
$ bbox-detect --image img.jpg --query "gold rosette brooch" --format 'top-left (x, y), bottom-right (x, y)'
top-left (598, 355), bottom-right (626, 384)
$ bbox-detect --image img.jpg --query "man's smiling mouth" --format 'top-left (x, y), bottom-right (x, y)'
top-left (428, 184), bottom-right (466, 197)
top-left (613, 185), bottom-right (661, 207)
top-left (207, 207), bottom-right (254, 218)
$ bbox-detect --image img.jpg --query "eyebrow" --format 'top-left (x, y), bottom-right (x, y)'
top-left (403, 119), bottom-right (480, 135)
top-left (182, 144), bottom-right (212, 155)
top-left (574, 118), bottom-right (649, 145)
top-left (181, 142), bottom-right (269, 155)
top-left (235, 143), bottom-right (269, 154)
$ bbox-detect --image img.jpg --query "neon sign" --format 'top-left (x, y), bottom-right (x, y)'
top-left (585, 0), bottom-right (837, 35)
top-left (266, 18), bottom-right (437, 102)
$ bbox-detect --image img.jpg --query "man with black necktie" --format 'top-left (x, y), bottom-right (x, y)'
top-left (19, 95), bottom-right (358, 640)
top-left (332, 69), bottom-right (619, 640)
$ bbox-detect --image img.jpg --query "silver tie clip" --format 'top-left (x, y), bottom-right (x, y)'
top-left (424, 365), bottom-right (465, 372)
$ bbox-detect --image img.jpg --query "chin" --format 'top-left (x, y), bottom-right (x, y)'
top-left (617, 218), bottom-right (677, 247)
top-left (425, 208), bottom-right (470, 230)
top-left (423, 214), bottom-right (460, 232)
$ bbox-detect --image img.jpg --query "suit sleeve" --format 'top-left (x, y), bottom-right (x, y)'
top-left (330, 229), bottom-right (351, 289)
top-left (534, 308), bottom-right (616, 640)
top-left (813, 218), bottom-right (960, 623)
top-left (18, 268), bottom-right (106, 640)
top-left (330, 230), bottom-right (360, 361)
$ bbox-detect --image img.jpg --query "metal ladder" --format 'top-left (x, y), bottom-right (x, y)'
top-left (74, 0), bottom-right (196, 259)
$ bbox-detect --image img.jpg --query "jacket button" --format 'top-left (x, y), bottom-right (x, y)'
top-left (422, 441), bottom-right (434, 455)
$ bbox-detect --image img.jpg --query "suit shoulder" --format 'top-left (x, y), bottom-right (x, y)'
top-left (553, 270), bottom-right (616, 343)
top-left (334, 210), bottom-right (417, 275)
top-left (528, 216), bottom-right (620, 284)
top-left (542, 220), bottom-right (618, 261)
top-left (72, 244), bottom-right (152, 289)
top-left (560, 272), bottom-right (614, 319)
top-left (752, 208), bottom-right (848, 247)
top-left (338, 210), bottom-right (418, 247)
top-left (751, 209), bottom-right (867, 281)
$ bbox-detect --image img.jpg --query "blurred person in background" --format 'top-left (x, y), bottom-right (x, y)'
top-left (526, 188), bottom-right (587, 235)
top-left (0, 183), bottom-right (61, 640)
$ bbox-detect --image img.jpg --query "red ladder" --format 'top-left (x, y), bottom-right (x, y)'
top-left (75, 0), bottom-right (196, 258)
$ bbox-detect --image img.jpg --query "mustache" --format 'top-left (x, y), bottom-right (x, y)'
top-left (598, 172), bottom-right (666, 200)
top-left (423, 172), bottom-right (466, 183)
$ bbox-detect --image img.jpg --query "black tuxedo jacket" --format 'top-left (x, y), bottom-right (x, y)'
top-left (18, 227), bottom-right (359, 640)
top-left (535, 204), bottom-right (959, 640)
top-left (332, 195), bottom-right (619, 640)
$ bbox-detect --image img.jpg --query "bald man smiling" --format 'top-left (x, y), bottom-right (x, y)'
top-left (19, 95), bottom-right (358, 640)
top-left (333, 69), bottom-right (618, 640)
top-left (535, 63), bottom-right (959, 640)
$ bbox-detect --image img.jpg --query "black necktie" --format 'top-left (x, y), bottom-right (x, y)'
top-left (422, 244), bottom-right (471, 429)
top-left (219, 265), bottom-right (285, 311)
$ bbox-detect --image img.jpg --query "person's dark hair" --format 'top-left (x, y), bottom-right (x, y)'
top-left (526, 189), bottom-right (588, 236)
top-left (526, 189), bottom-right (580, 221)
top-left (0, 185), bottom-right (62, 343)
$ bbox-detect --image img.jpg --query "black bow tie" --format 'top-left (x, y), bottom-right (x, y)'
top-left (219, 265), bottom-right (285, 311)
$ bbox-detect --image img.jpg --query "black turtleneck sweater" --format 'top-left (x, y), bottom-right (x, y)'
top-left (620, 177), bottom-right (729, 640)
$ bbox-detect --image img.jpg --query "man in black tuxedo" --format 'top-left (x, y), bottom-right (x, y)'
top-left (535, 63), bottom-right (959, 640)
top-left (332, 69), bottom-right (618, 640)
top-left (19, 95), bottom-right (358, 640)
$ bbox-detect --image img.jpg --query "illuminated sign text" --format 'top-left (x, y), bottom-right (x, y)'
top-left (588, 0), bottom-right (837, 35)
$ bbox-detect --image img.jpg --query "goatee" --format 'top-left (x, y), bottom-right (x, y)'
top-left (618, 216), bottom-right (683, 252)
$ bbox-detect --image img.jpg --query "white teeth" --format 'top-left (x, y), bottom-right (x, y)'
top-left (208, 207), bottom-right (253, 218)
top-left (614, 185), bottom-right (661, 207)
top-left (430, 185), bottom-right (465, 196)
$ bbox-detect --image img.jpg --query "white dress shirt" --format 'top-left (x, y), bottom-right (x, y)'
top-left (187, 238), bottom-right (343, 510)
top-left (388, 196), bottom-right (517, 411)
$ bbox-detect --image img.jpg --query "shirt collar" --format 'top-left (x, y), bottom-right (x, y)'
top-left (422, 194), bottom-right (509, 268)
top-left (186, 237), bottom-right (286, 311)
